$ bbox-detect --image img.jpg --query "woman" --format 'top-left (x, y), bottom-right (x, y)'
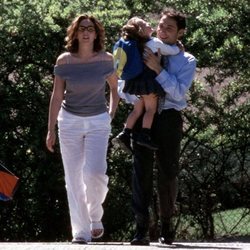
top-left (46, 14), bottom-right (119, 244)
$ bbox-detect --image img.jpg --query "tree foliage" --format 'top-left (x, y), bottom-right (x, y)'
top-left (0, 0), bottom-right (249, 241)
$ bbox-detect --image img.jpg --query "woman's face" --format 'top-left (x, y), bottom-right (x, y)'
top-left (77, 18), bottom-right (97, 44)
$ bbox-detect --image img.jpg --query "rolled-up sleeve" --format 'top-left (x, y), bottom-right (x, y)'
top-left (156, 56), bottom-right (196, 101)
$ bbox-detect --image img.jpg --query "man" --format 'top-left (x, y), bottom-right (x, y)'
top-left (130, 8), bottom-right (196, 245)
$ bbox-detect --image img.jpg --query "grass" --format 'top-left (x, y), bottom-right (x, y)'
top-left (213, 208), bottom-right (250, 236)
top-left (175, 207), bottom-right (250, 240)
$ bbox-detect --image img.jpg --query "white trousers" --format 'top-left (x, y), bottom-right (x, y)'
top-left (58, 108), bottom-right (111, 241)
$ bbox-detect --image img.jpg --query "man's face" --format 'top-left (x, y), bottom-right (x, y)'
top-left (156, 15), bottom-right (184, 44)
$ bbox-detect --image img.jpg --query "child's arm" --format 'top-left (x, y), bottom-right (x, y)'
top-left (113, 46), bottom-right (127, 78)
top-left (146, 37), bottom-right (180, 56)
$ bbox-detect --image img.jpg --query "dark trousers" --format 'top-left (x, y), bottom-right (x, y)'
top-left (132, 109), bottom-right (183, 232)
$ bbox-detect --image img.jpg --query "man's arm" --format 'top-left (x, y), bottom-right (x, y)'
top-left (143, 47), bottom-right (163, 75)
top-left (143, 47), bottom-right (196, 100)
top-left (156, 57), bottom-right (196, 101)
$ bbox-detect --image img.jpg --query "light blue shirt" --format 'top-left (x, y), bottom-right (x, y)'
top-left (156, 51), bottom-right (196, 111)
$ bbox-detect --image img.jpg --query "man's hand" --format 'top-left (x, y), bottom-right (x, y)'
top-left (143, 47), bottom-right (163, 75)
top-left (177, 40), bottom-right (185, 51)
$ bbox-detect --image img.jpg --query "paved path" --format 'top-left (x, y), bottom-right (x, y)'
top-left (0, 242), bottom-right (250, 250)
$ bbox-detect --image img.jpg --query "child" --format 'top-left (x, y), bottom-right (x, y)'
top-left (112, 17), bottom-right (180, 153)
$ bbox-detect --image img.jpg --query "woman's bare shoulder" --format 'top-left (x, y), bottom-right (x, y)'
top-left (101, 51), bottom-right (114, 62)
top-left (56, 52), bottom-right (70, 65)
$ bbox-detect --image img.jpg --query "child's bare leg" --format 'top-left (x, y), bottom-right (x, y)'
top-left (141, 94), bottom-right (158, 129)
top-left (125, 98), bottom-right (144, 129)
top-left (136, 94), bottom-right (158, 150)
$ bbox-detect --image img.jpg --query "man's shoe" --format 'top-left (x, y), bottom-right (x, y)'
top-left (131, 235), bottom-right (150, 246)
top-left (158, 220), bottom-right (175, 245)
top-left (112, 131), bottom-right (133, 154)
top-left (136, 132), bottom-right (158, 150)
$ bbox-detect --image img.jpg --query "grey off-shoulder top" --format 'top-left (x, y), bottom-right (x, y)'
top-left (54, 56), bottom-right (114, 117)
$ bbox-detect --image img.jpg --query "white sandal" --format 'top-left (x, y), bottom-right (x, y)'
top-left (91, 221), bottom-right (104, 239)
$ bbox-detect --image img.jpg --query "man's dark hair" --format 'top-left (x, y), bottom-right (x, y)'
top-left (161, 8), bottom-right (186, 30)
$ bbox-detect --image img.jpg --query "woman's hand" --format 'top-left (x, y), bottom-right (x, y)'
top-left (109, 111), bottom-right (115, 120)
top-left (143, 47), bottom-right (163, 75)
top-left (46, 130), bottom-right (56, 152)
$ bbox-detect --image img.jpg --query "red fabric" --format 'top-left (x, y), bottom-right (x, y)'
top-left (0, 171), bottom-right (19, 197)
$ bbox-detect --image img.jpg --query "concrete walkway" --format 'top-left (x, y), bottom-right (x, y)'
top-left (0, 242), bottom-right (250, 250)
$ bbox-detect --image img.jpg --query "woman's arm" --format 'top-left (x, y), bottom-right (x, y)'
top-left (106, 72), bottom-right (120, 120)
top-left (46, 55), bottom-right (66, 152)
top-left (46, 75), bottom-right (65, 152)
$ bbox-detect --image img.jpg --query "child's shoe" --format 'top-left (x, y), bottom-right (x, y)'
top-left (112, 131), bottom-right (133, 154)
